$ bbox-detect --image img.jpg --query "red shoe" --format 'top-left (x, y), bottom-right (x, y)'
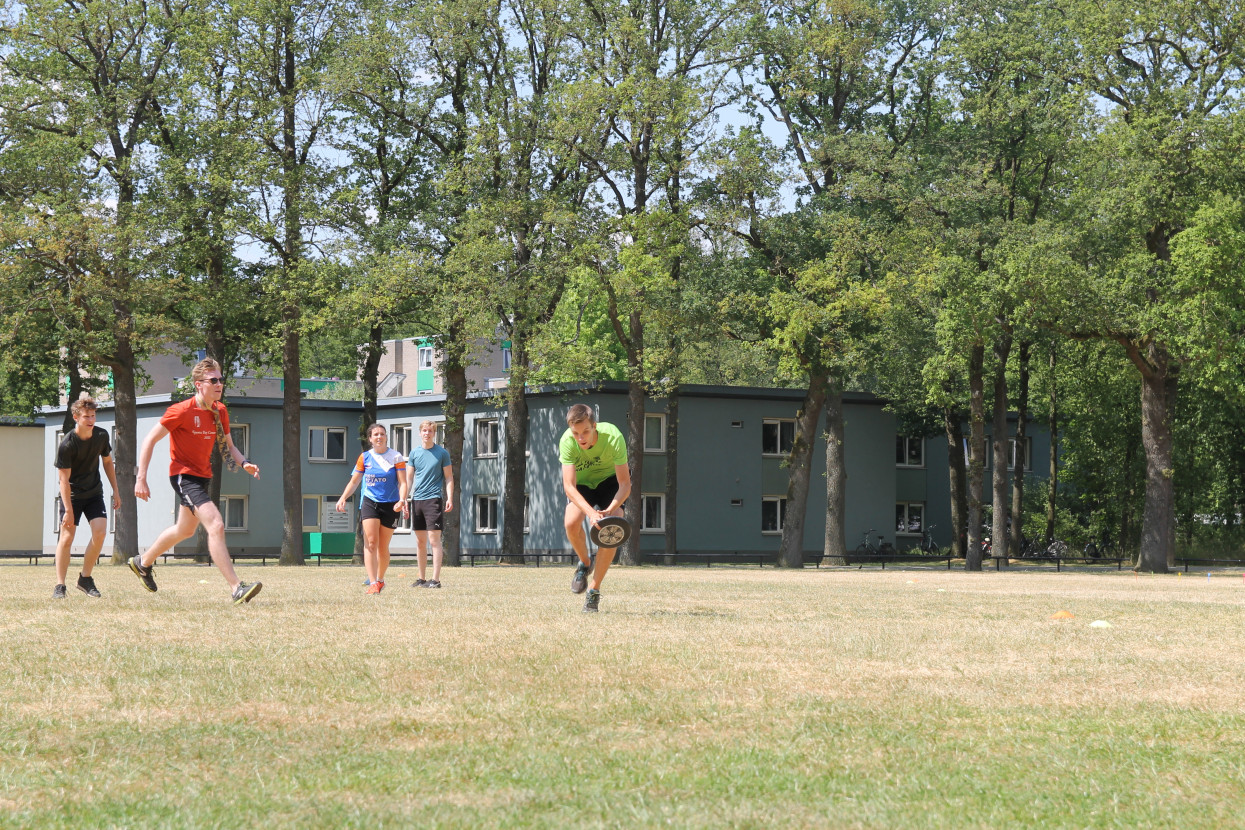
top-left (375, 581), bottom-right (385, 593)
top-left (365, 582), bottom-right (380, 594)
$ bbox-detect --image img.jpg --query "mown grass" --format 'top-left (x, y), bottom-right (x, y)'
top-left (3, 563), bottom-right (1244, 828)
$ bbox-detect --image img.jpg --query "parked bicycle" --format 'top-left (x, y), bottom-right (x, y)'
top-left (855, 529), bottom-right (895, 557)
top-left (1019, 536), bottom-right (1069, 558)
top-left (902, 524), bottom-right (940, 555)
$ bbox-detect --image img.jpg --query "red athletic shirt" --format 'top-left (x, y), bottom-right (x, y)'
top-left (159, 397), bottom-right (230, 479)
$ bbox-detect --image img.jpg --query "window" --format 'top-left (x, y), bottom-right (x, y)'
top-left (220, 495), bottom-right (248, 531)
top-left (762, 419), bottom-right (795, 456)
top-left (418, 346), bottom-right (434, 369)
top-left (308, 426), bottom-right (347, 461)
top-left (896, 435), bottom-right (924, 467)
top-left (524, 494), bottom-right (530, 533)
top-left (475, 494), bottom-right (498, 533)
top-left (502, 347), bottom-right (512, 372)
top-left (896, 502), bottom-right (924, 535)
top-left (230, 424), bottom-right (250, 458)
top-left (644, 414), bottom-right (665, 453)
top-left (641, 494), bottom-right (665, 532)
top-left (1008, 437), bottom-right (1034, 471)
top-left (391, 424), bottom-right (412, 458)
top-left (474, 418), bottom-right (499, 457)
top-left (761, 496), bottom-right (787, 533)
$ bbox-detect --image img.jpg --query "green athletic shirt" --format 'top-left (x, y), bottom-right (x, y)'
top-left (558, 422), bottom-right (628, 488)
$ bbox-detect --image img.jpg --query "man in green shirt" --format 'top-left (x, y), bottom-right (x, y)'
top-left (559, 403), bottom-right (631, 613)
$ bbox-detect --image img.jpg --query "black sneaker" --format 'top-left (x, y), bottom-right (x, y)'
top-left (426, 580), bottom-right (441, 589)
top-left (231, 582), bottom-right (262, 605)
top-left (583, 589), bottom-right (601, 613)
top-left (52, 584), bottom-right (66, 599)
top-left (411, 579), bottom-right (427, 588)
top-left (571, 561), bottom-right (590, 594)
top-left (76, 573), bottom-right (101, 598)
top-left (129, 556), bottom-right (157, 593)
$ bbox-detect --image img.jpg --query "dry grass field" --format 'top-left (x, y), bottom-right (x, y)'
top-left (3, 561), bottom-right (1244, 828)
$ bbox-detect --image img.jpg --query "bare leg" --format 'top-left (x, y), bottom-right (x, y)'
top-left (362, 519), bottom-right (381, 584)
top-left (415, 530), bottom-right (429, 580)
top-left (141, 506), bottom-right (202, 568)
top-left (195, 501), bottom-right (242, 589)
top-left (54, 522), bottom-right (77, 586)
top-left (81, 516), bottom-right (107, 577)
top-left (377, 525), bottom-right (394, 583)
top-left (429, 530), bottom-right (444, 582)
top-left (563, 502), bottom-right (591, 568)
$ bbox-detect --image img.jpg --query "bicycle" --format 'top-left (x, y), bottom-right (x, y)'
top-left (1020, 536), bottom-right (1069, 558)
top-left (855, 529), bottom-right (895, 557)
top-left (902, 524), bottom-right (939, 555)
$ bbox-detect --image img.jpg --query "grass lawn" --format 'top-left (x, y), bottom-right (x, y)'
top-left (3, 561), bottom-right (1244, 828)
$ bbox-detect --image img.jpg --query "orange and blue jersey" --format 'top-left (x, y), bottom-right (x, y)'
top-left (355, 448), bottom-right (406, 503)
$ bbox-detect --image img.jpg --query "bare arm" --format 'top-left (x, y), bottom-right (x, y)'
top-left (336, 472), bottom-right (364, 512)
top-left (442, 465), bottom-right (454, 512)
top-left (58, 468), bottom-right (74, 530)
top-left (101, 455), bottom-right (121, 510)
top-left (225, 434), bottom-right (260, 479)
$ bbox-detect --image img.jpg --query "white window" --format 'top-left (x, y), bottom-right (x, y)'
top-left (391, 424), bottom-right (412, 458)
top-left (761, 496), bottom-right (787, 534)
top-left (896, 502), bottom-right (924, 535)
top-left (418, 346), bottom-right (434, 369)
top-left (230, 424), bottom-right (250, 458)
top-left (641, 493), bottom-right (665, 532)
top-left (221, 495), bottom-right (248, 531)
top-left (475, 494), bottom-right (498, 533)
top-left (1008, 437), bottom-right (1034, 471)
top-left (474, 418), bottom-right (499, 457)
top-left (308, 426), bottom-right (347, 461)
top-left (896, 435), bottom-right (924, 467)
top-left (644, 414), bottom-right (665, 452)
top-left (761, 419), bottom-right (795, 456)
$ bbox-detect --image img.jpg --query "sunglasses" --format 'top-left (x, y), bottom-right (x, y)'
top-left (201, 377), bottom-right (224, 385)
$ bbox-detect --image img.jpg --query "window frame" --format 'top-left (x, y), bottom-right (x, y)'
top-left (418, 346), bottom-right (434, 370)
top-left (761, 495), bottom-right (787, 534)
top-left (1008, 436), bottom-right (1034, 471)
top-left (220, 494), bottom-right (248, 532)
top-left (230, 423), bottom-right (250, 459)
top-left (895, 435), bottom-right (924, 468)
top-left (643, 413), bottom-right (666, 453)
top-left (641, 493), bottom-right (666, 533)
top-left (474, 418), bottom-right (500, 458)
top-left (474, 493), bottom-right (498, 533)
top-left (761, 419), bottom-right (796, 457)
top-left (896, 502), bottom-right (925, 536)
top-left (308, 426), bottom-right (348, 462)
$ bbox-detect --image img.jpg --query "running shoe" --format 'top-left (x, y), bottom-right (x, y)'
top-left (411, 579), bottom-right (427, 588)
top-left (129, 555), bottom-right (157, 592)
top-left (231, 582), bottom-right (262, 605)
top-left (375, 581), bottom-right (385, 593)
top-left (365, 582), bottom-right (379, 594)
top-left (425, 580), bottom-right (441, 589)
top-left (583, 588), bottom-right (601, 613)
top-left (571, 561), bottom-right (590, 594)
top-left (76, 573), bottom-right (101, 598)
top-left (52, 584), bottom-right (66, 599)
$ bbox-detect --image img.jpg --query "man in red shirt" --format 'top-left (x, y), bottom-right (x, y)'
top-left (130, 358), bottom-right (263, 604)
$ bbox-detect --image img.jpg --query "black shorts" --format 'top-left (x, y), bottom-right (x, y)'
top-left (361, 497), bottom-right (401, 529)
top-left (61, 494), bottom-right (107, 526)
top-left (171, 474), bottom-right (213, 511)
top-left (411, 498), bottom-right (444, 531)
top-left (575, 476), bottom-right (619, 511)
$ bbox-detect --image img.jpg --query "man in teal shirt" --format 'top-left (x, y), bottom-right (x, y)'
top-left (406, 420), bottom-right (454, 589)
top-left (559, 403), bottom-right (631, 612)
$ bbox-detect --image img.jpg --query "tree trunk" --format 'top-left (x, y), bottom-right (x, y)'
top-left (499, 341), bottom-right (530, 564)
top-left (108, 339), bottom-right (140, 563)
top-left (1130, 342), bottom-right (1178, 572)
top-left (620, 367), bottom-right (645, 567)
top-left (1008, 341), bottom-right (1030, 558)
top-left (353, 323), bottom-right (383, 566)
top-left (780, 368), bottom-right (829, 568)
top-left (440, 342), bottom-right (467, 568)
top-left (663, 388), bottom-right (678, 563)
top-left (1046, 342), bottom-right (1058, 543)
top-left (990, 332), bottom-right (1012, 567)
top-left (280, 314), bottom-right (304, 565)
top-left (944, 406), bottom-right (967, 559)
top-left (821, 383), bottom-right (847, 564)
top-left (966, 343), bottom-right (986, 571)
top-left (61, 355), bottom-right (85, 434)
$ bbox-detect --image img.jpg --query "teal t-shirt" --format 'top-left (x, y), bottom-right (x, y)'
top-left (559, 422), bottom-right (628, 488)
top-left (407, 444), bottom-right (452, 501)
